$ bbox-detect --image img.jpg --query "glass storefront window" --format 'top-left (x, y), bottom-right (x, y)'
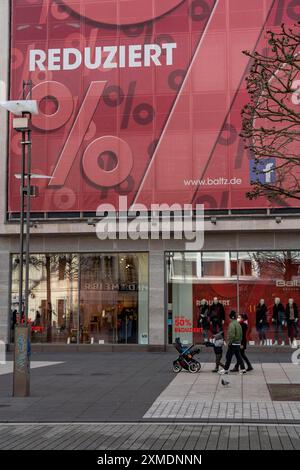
top-left (10, 252), bottom-right (148, 344)
top-left (239, 251), bottom-right (300, 346)
top-left (79, 253), bottom-right (148, 344)
top-left (11, 254), bottom-right (79, 343)
top-left (167, 250), bottom-right (300, 347)
top-left (167, 252), bottom-right (238, 345)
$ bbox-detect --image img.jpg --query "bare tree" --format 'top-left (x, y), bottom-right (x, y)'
top-left (12, 254), bottom-right (79, 342)
top-left (250, 250), bottom-right (300, 280)
top-left (241, 22), bottom-right (300, 201)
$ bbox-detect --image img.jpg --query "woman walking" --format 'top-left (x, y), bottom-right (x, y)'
top-left (231, 313), bottom-right (253, 372)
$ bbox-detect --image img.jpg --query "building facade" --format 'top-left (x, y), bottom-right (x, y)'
top-left (1, 1), bottom-right (300, 349)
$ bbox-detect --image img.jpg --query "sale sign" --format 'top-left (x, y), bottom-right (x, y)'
top-left (8, 0), bottom-right (300, 212)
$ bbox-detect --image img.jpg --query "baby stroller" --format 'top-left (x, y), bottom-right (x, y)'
top-left (173, 337), bottom-right (201, 373)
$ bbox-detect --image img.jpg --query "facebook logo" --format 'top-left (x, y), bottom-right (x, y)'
top-left (250, 158), bottom-right (276, 184)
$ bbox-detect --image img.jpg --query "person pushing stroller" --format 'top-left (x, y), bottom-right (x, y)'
top-left (205, 331), bottom-right (225, 372)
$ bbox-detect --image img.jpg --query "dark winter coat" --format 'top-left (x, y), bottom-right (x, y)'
top-left (209, 302), bottom-right (225, 322)
top-left (272, 303), bottom-right (285, 324)
top-left (285, 303), bottom-right (299, 321)
top-left (198, 304), bottom-right (210, 329)
top-left (256, 304), bottom-right (268, 328)
top-left (240, 321), bottom-right (248, 349)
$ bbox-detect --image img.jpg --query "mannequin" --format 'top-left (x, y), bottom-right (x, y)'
top-left (285, 298), bottom-right (299, 348)
top-left (198, 299), bottom-right (210, 340)
top-left (209, 297), bottom-right (225, 334)
top-left (272, 297), bottom-right (286, 346)
top-left (256, 299), bottom-right (269, 345)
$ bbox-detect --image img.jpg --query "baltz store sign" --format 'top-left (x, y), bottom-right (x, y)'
top-left (9, 0), bottom-right (300, 213)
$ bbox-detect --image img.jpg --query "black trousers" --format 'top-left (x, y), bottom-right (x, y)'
top-left (287, 320), bottom-right (299, 340)
top-left (234, 347), bottom-right (252, 370)
top-left (224, 344), bottom-right (245, 371)
top-left (211, 318), bottom-right (222, 334)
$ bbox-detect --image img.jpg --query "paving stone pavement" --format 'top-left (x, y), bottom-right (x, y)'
top-left (0, 352), bottom-right (299, 423)
top-left (0, 423), bottom-right (300, 450)
top-left (143, 362), bottom-right (300, 422)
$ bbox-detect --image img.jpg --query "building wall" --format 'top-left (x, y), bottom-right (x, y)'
top-left (1, 1), bottom-right (300, 345)
top-left (2, 231), bottom-right (300, 344)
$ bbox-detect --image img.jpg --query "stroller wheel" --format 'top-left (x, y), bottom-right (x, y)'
top-left (194, 361), bottom-right (201, 372)
top-left (173, 361), bottom-right (182, 373)
top-left (188, 362), bottom-right (199, 373)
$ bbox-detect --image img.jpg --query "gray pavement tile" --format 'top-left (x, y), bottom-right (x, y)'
top-left (58, 425), bottom-right (104, 451)
top-left (160, 425), bottom-right (183, 450)
top-left (127, 425), bottom-right (156, 450)
top-left (183, 426), bottom-right (200, 450)
top-left (227, 426), bottom-right (239, 450)
top-left (28, 425), bottom-right (79, 450)
top-left (248, 426), bottom-right (260, 450)
top-left (266, 426), bottom-right (283, 450)
top-left (206, 425), bottom-right (221, 450)
top-left (239, 426), bottom-right (250, 450)
top-left (139, 427), bottom-right (171, 451)
top-left (194, 425), bottom-right (212, 450)
top-left (128, 429), bottom-right (159, 450)
top-left (287, 426), bottom-right (300, 450)
top-left (97, 425), bottom-right (130, 450)
top-left (146, 424), bottom-right (176, 451)
top-left (104, 425), bottom-right (143, 451)
top-left (3, 425), bottom-right (49, 450)
top-left (217, 425), bottom-right (230, 450)
top-left (72, 425), bottom-right (108, 450)
top-left (258, 426), bottom-right (272, 450)
top-left (276, 426), bottom-right (294, 450)
top-left (108, 425), bottom-right (150, 450)
top-left (1, 423), bottom-right (300, 450)
top-left (83, 424), bottom-right (126, 450)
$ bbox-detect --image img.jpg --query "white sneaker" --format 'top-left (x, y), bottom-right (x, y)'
top-left (292, 340), bottom-right (297, 349)
top-left (273, 340), bottom-right (278, 345)
top-left (281, 341), bottom-right (285, 346)
top-left (218, 369), bottom-right (228, 375)
top-left (239, 369), bottom-right (247, 375)
top-left (259, 340), bottom-right (263, 346)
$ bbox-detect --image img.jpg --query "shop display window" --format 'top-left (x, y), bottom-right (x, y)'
top-left (10, 252), bottom-right (149, 344)
top-left (167, 251), bottom-right (300, 347)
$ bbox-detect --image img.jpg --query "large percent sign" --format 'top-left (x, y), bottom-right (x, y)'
top-left (31, 80), bottom-right (154, 188)
top-left (61, 0), bottom-right (185, 25)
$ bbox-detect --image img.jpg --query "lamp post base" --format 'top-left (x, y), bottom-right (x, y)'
top-left (13, 325), bottom-right (31, 397)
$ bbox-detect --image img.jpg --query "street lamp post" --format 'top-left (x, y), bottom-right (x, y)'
top-left (0, 81), bottom-right (38, 396)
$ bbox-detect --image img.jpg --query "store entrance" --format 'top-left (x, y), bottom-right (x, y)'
top-left (79, 253), bottom-right (148, 344)
top-left (80, 293), bottom-right (138, 344)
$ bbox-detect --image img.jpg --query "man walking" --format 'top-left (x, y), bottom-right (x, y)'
top-left (218, 310), bottom-right (246, 375)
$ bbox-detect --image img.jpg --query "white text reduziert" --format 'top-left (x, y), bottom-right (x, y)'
top-left (29, 43), bottom-right (177, 71)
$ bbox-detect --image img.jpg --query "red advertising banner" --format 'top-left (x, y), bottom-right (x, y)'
top-left (8, 0), bottom-right (300, 212)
